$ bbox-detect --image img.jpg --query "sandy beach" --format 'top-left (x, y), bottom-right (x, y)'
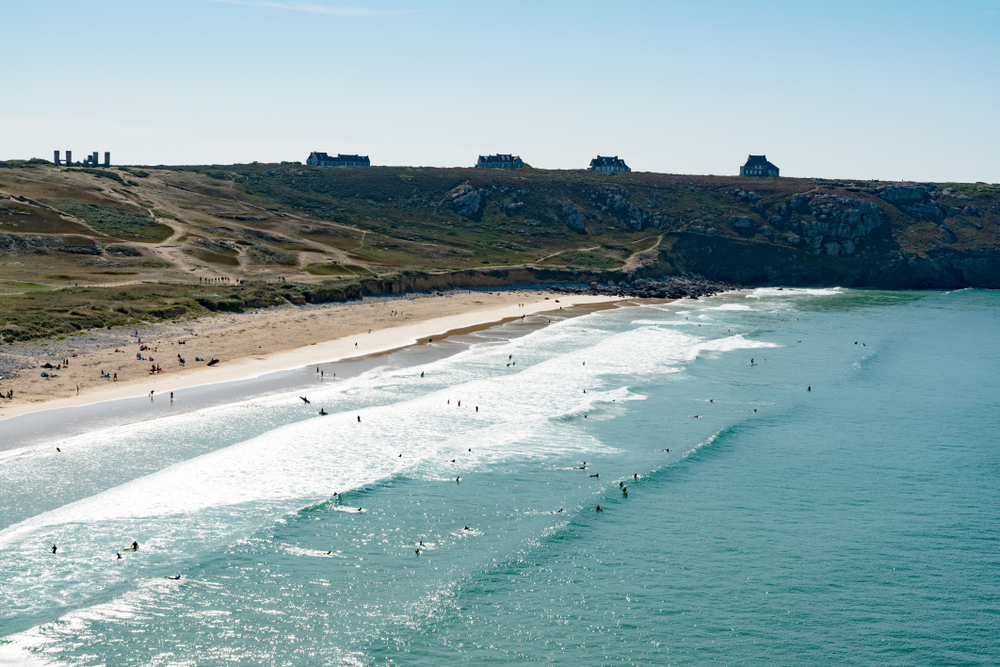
top-left (0, 290), bottom-right (622, 422)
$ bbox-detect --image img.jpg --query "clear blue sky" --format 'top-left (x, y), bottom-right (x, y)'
top-left (3, 0), bottom-right (998, 182)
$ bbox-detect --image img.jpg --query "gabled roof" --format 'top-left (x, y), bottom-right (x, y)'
top-left (590, 155), bottom-right (628, 168)
top-left (480, 154), bottom-right (520, 161)
top-left (744, 154), bottom-right (777, 169)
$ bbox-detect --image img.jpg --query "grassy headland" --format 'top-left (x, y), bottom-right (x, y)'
top-left (1, 160), bottom-right (998, 342)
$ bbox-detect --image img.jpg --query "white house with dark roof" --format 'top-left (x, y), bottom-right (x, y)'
top-left (740, 155), bottom-right (779, 177)
top-left (589, 156), bottom-right (630, 172)
top-left (477, 154), bottom-right (523, 169)
top-left (307, 152), bottom-right (370, 167)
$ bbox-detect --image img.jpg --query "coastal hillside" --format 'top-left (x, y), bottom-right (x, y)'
top-left (1, 160), bottom-right (998, 340)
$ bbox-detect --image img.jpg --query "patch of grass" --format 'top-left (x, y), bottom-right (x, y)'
top-left (303, 262), bottom-right (374, 276)
top-left (186, 249), bottom-right (241, 266)
top-left (49, 198), bottom-right (173, 243)
top-left (0, 201), bottom-right (94, 235)
top-left (543, 250), bottom-right (621, 269)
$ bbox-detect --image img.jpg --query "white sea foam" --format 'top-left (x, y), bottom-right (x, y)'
top-left (748, 287), bottom-right (843, 298)
top-left (0, 298), bottom-right (788, 653)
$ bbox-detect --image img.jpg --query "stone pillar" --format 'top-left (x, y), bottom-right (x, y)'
top-left (104, 152), bottom-right (110, 167)
top-left (66, 150), bottom-right (72, 166)
top-left (54, 150), bottom-right (61, 166)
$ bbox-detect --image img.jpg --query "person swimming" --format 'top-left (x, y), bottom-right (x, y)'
top-left (590, 473), bottom-right (599, 478)
top-left (165, 575), bottom-right (181, 580)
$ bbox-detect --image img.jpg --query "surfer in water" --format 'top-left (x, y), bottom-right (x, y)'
top-left (300, 396), bottom-right (310, 404)
top-left (165, 575), bottom-right (181, 580)
top-left (319, 409), bottom-right (328, 415)
top-left (131, 541), bottom-right (139, 551)
top-left (51, 544), bottom-right (57, 554)
top-left (596, 505), bottom-right (603, 512)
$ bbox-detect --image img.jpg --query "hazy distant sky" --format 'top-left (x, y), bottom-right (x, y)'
top-left (3, 0), bottom-right (998, 182)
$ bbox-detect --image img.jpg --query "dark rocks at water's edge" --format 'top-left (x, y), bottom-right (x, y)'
top-left (551, 274), bottom-right (737, 300)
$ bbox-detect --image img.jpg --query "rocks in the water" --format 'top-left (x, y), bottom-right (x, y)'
top-left (551, 274), bottom-right (736, 300)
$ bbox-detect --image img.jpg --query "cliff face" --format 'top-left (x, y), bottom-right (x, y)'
top-left (221, 165), bottom-right (998, 289)
top-left (3, 162), bottom-right (998, 292)
top-left (658, 233), bottom-right (1000, 289)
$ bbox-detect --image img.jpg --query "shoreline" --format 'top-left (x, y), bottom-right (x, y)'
top-left (0, 291), bottom-right (624, 427)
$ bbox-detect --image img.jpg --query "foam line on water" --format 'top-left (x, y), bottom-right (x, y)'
top-left (0, 300), bottom-right (784, 644)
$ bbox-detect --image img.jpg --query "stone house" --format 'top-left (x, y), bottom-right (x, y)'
top-left (589, 156), bottom-right (630, 172)
top-left (307, 152), bottom-right (370, 167)
top-left (477, 154), bottom-right (523, 169)
top-left (740, 155), bottom-right (779, 177)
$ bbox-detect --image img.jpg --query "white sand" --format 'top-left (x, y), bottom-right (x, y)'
top-left (0, 292), bottom-right (621, 421)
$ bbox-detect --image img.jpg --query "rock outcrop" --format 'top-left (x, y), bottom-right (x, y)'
top-left (448, 184), bottom-right (484, 218)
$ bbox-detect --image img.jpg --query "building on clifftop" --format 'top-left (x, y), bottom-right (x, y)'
top-left (740, 155), bottom-right (779, 177)
top-left (307, 152), bottom-right (370, 167)
top-left (477, 154), bottom-right (523, 169)
top-left (589, 156), bottom-right (630, 172)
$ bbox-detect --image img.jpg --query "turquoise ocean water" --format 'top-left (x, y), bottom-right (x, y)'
top-left (1, 288), bottom-right (997, 665)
